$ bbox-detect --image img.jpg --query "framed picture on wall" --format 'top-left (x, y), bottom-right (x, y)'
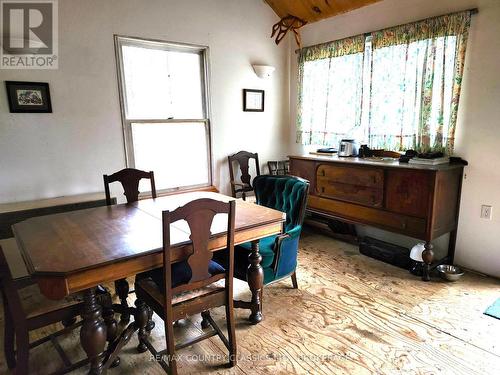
top-left (5, 81), bottom-right (52, 113)
top-left (243, 89), bottom-right (264, 112)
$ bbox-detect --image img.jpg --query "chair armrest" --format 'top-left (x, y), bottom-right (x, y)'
top-left (230, 181), bottom-right (250, 188)
top-left (275, 226), bottom-right (301, 243)
top-left (272, 226), bottom-right (302, 275)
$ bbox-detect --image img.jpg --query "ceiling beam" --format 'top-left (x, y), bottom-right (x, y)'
top-left (264, 0), bottom-right (383, 24)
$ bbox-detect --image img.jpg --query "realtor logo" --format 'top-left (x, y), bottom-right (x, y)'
top-left (1, 0), bottom-right (58, 69)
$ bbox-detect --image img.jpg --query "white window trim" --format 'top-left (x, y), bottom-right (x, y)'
top-left (114, 35), bottom-right (213, 194)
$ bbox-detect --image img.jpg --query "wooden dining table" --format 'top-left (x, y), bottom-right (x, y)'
top-left (12, 191), bottom-right (285, 374)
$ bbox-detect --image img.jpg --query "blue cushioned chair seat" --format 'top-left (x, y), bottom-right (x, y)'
top-left (136, 260), bottom-right (225, 293)
top-left (236, 235), bottom-right (277, 269)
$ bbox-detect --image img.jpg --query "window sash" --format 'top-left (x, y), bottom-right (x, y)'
top-left (114, 35), bottom-right (213, 193)
top-left (129, 120), bottom-right (212, 193)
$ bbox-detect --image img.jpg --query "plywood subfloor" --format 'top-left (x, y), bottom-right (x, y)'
top-left (1, 230), bottom-right (499, 374)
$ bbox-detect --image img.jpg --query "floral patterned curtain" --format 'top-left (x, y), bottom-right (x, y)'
top-left (369, 11), bottom-right (471, 153)
top-left (296, 11), bottom-right (471, 154)
top-left (297, 35), bottom-right (366, 146)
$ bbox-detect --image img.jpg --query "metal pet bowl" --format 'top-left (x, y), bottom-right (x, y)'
top-left (436, 264), bottom-right (464, 281)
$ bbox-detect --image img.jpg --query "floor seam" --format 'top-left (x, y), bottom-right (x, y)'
top-left (401, 311), bottom-right (500, 359)
top-left (331, 250), bottom-right (500, 361)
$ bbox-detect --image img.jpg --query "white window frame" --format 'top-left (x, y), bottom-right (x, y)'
top-left (114, 35), bottom-right (213, 194)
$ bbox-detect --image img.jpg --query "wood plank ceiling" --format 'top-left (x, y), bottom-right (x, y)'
top-left (265, 0), bottom-right (382, 23)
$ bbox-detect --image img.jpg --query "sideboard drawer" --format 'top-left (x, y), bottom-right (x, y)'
top-left (316, 178), bottom-right (383, 207)
top-left (308, 195), bottom-right (427, 238)
top-left (317, 164), bottom-right (384, 189)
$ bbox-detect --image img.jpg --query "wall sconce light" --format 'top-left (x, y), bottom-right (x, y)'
top-left (252, 64), bottom-right (275, 79)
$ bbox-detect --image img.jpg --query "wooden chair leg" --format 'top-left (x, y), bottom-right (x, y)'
top-left (146, 305), bottom-right (155, 332)
top-left (61, 317), bottom-right (77, 327)
top-left (164, 306), bottom-right (177, 375)
top-left (225, 303), bottom-right (237, 367)
top-left (4, 305), bottom-right (16, 369)
top-left (115, 278), bottom-right (130, 323)
top-left (291, 271), bottom-right (298, 289)
top-left (201, 310), bottom-right (211, 329)
top-left (164, 318), bottom-right (177, 375)
top-left (15, 329), bottom-right (30, 375)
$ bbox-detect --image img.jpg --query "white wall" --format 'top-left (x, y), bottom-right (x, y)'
top-left (288, 0), bottom-right (500, 277)
top-left (0, 0), bottom-right (289, 202)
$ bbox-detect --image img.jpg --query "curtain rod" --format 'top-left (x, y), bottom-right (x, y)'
top-left (294, 7), bottom-right (478, 54)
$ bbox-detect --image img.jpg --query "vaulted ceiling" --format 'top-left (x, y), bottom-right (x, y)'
top-left (264, 0), bottom-right (382, 24)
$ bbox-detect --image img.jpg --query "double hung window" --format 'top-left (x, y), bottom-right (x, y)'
top-left (115, 36), bottom-right (211, 192)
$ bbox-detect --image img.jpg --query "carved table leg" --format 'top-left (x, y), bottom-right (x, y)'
top-left (80, 288), bottom-right (107, 375)
top-left (114, 278), bottom-right (130, 323)
top-left (422, 242), bottom-right (434, 282)
top-left (247, 240), bottom-right (264, 324)
top-left (135, 299), bottom-right (150, 353)
top-left (102, 304), bottom-right (120, 368)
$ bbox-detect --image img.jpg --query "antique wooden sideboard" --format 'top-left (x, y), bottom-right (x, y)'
top-left (289, 154), bottom-right (465, 281)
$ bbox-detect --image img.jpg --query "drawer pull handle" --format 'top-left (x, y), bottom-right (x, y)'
top-left (402, 221), bottom-right (407, 229)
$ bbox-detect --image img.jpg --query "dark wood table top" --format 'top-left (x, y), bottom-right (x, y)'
top-left (13, 192), bottom-right (285, 278)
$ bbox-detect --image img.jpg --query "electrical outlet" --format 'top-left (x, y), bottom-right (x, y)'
top-left (481, 205), bottom-right (492, 220)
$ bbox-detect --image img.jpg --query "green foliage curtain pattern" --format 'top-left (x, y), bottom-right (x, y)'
top-left (296, 11), bottom-right (471, 154)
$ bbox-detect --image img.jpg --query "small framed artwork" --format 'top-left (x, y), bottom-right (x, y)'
top-left (243, 89), bottom-right (264, 112)
top-left (5, 81), bottom-right (52, 113)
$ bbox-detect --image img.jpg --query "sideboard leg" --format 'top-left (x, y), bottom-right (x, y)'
top-left (447, 229), bottom-right (458, 263)
top-left (422, 242), bottom-right (434, 282)
top-left (80, 288), bottom-right (107, 375)
top-left (247, 240), bottom-right (263, 324)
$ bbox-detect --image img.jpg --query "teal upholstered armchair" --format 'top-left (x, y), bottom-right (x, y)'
top-left (233, 175), bottom-right (310, 287)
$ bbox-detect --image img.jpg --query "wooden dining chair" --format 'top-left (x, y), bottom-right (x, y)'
top-left (103, 167), bottom-right (157, 206)
top-left (103, 168), bottom-right (157, 323)
top-left (0, 239), bottom-right (87, 374)
top-left (135, 198), bottom-right (237, 374)
top-left (228, 151), bottom-right (260, 200)
top-left (267, 160), bottom-right (290, 175)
